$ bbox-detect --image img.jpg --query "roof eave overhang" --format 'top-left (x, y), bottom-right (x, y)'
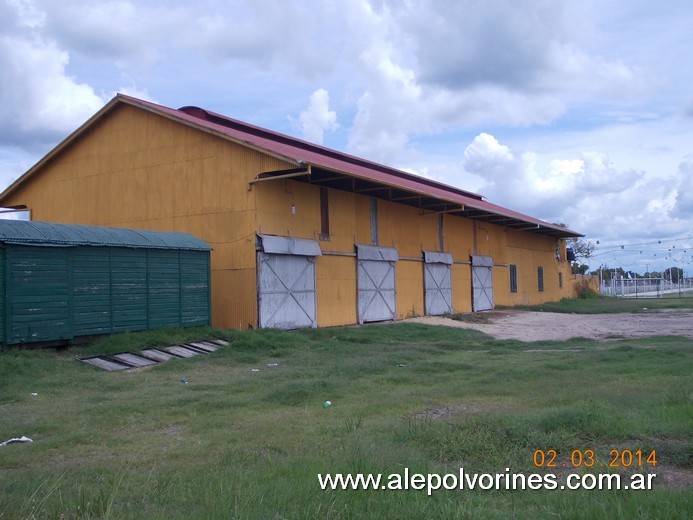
top-left (456, 203), bottom-right (583, 238)
top-left (301, 163), bottom-right (465, 213)
top-left (291, 163), bottom-right (582, 238)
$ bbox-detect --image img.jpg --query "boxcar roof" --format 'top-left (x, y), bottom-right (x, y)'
top-left (0, 220), bottom-right (211, 250)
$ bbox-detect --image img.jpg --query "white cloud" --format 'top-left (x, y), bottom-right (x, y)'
top-left (463, 132), bottom-right (517, 178)
top-left (396, 0), bottom-right (565, 90)
top-left (43, 1), bottom-right (145, 58)
top-left (685, 101), bottom-right (693, 118)
top-left (343, 0), bottom-right (636, 165)
top-left (6, 0), bottom-right (46, 29)
top-left (181, 1), bottom-right (333, 77)
top-left (0, 34), bottom-right (105, 145)
top-left (672, 161), bottom-right (693, 218)
top-left (390, 0), bottom-right (647, 99)
top-left (0, 0), bottom-right (106, 147)
top-left (114, 84), bottom-right (155, 103)
top-left (456, 131), bottom-right (689, 270)
top-left (298, 89), bottom-right (338, 145)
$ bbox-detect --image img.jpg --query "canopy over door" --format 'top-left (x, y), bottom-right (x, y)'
top-left (423, 251), bottom-right (453, 316)
top-left (257, 235), bottom-right (321, 329)
top-left (471, 255), bottom-right (494, 312)
top-left (356, 245), bottom-right (398, 323)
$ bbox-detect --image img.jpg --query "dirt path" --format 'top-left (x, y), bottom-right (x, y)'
top-left (405, 310), bottom-right (693, 342)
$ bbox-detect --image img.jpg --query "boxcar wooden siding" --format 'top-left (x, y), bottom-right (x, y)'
top-left (111, 249), bottom-right (148, 332)
top-left (72, 247), bottom-right (112, 336)
top-left (7, 246), bottom-right (71, 343)
top-left (180, 251), bottom-right (212, 327)
top-left (1, 245), bottom-right (210, 345)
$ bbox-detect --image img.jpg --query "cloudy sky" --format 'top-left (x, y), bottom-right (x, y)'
top-left (1, 0), bottom-right (692, 274)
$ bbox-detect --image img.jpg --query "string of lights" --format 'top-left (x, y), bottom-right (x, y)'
top-left (584, 234), bottom-right (693, 275)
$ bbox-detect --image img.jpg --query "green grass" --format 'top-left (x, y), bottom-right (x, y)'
top-left (511, 296), bottom-right (693, 314)
top-left (1, 324), bottom-right (691, 519)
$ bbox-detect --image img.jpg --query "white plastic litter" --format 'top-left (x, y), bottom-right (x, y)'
top-left (0, 436), bottom-right (33, 447)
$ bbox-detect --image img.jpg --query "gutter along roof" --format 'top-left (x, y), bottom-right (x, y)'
top-left (0, 94), bottom-right (582, 239)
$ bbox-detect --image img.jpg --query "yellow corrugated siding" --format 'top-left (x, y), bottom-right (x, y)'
top-left (451, 263), bottom-right (473, 313)
top-left (442, 215), bottom-right (473, 312)
top-left (254, 179), bottom-right (321, 239)
top-left (442, 214), bottom-right (474, 259)
top-left (316, 255), bottom-right (357, 327)
top-left (3, 102), bottom-right (577, 330)
top-left (327, 189), bottom-right (362, 250)
top-left (213, 268), bottom-right (257, 329)
top-left (473, 223), bottom-right (504, 259)
top-left (396, 260), bottom-right (425, 318)
top-left (378, 200), bottom-right (440, 255)
top-left (499, 228), bottom-right (575, 305)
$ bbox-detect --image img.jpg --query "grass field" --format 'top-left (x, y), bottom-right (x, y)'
top-left (1, 311), bottom-right (691, 518)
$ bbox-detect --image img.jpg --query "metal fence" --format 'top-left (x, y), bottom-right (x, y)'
top-left (600, 277), bottom-right (693, 298)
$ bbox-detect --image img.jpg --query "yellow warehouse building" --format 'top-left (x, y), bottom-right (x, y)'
top-left (0, 94), bottom-right (583, 330)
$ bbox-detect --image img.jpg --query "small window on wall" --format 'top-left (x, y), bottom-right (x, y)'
top-left (559, 272), bottom-right (563, 289)
top-left (509, 264), bottom-right (518, 293)
top-left (538, 266), bottom-right (544, 292)
top-left (319, 187), bottom-right (330, 241)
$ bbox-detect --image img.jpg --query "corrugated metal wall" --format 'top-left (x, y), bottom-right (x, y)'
top-left (254, 179), bottom-right (575, 327)
top-left (1, 245), bottom-right (210, 345)
top-left (0, 103), bottom-right (577, 331)
top-left (315, 255), bottom-right (356, 326)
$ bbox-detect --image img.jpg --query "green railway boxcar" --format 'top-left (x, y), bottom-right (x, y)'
top-left (0, 220), bottom-right (212, 346)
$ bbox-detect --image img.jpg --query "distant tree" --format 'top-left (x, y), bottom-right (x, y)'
top-left (572, 263), bottom-right (590, 275)
top-left (567, 237), bottom-right (596, 262)
top-left (565, 235), bottom-right (596, 276)
top-left (590, 265), bottom-right (627, 281)
top-left (664, 267), bottom-right (683, 283)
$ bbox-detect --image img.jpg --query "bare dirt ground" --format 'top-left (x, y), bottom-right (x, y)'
top-left (405, 310), bottom-right (693, 342)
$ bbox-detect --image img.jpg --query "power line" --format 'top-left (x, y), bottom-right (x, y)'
top-left (591, 235), bottom-right (693, 248)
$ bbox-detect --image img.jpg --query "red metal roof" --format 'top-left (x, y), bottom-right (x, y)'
top-left (128, 97), bottom-right (486, 202)
top-left (0, 94), bottom-right (582, 238)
